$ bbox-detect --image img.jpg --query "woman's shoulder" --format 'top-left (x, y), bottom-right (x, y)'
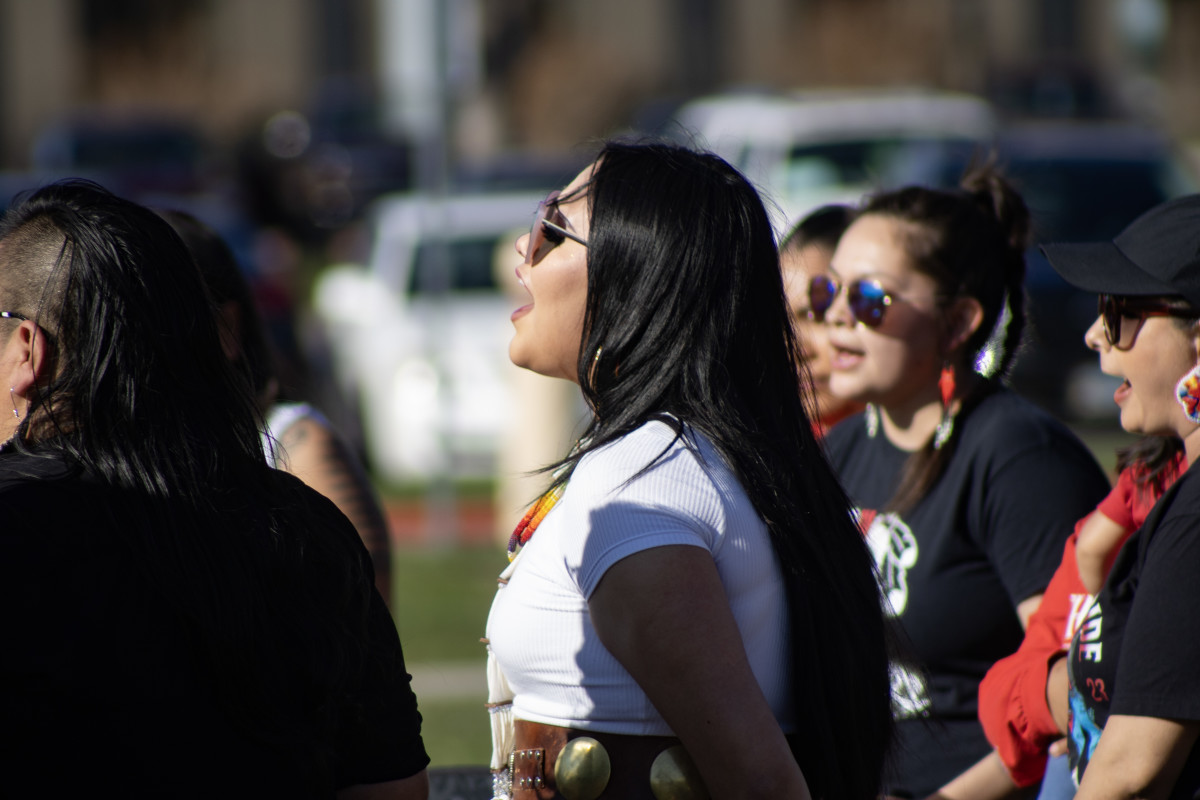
top-left (823, 411), bottom-right (869, 453)
top-left (964, 387), bottom-right (1094, 455)
top-left (572, 419), bottom-right (733, 502)
top-left (0, 448), bottom-right (83, 510)
top-left (266, 401), bottom-right (328, 436)
top-left (1145, 465), bottom-right (1200, 524)
top-left (580, 418), bottom-right (687, 469)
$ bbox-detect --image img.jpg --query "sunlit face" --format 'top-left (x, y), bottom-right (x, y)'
top-left (508, 163), bottom-right (593, 382)
top-left (1083, 310), bottom-right (1198, 439)
top-left (781, 243), bottom-right (861, 426)
top-left (825, 215), bottom-right (946, 416)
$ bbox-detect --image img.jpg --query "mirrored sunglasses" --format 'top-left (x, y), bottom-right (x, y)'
top-left (525, 190), bottom-right (589, 265)
top-left (807, 276), bottom-right (894, 328)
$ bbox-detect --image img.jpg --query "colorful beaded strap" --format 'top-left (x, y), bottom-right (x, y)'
top-left (506, 483), bottom-right (565, 561)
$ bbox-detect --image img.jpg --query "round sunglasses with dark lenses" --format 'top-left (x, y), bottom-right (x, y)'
top-left (525, 190), bottom-right (589, 265)
top-left (1099, 293), bottom-right (1198, 350)
top-left (808, 275), bottom-right (894, 328)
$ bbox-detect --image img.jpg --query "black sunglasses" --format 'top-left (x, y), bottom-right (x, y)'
top-left (525, 190), bottom-right (589, 266)
top-left (808, 276), bottom-right (897, 328)
top-left (1099, 294), bottom-right (1197, 350)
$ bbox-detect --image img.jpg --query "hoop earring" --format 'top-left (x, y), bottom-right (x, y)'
top-left (864, 403), bottom-right (879, 439)
top-left (587, 345), bottom-right (603, 385)
top-left (9, 387), bottom-right (19, 420)
top-left (933, 363), bottom-right (956, 450)
top-left (1176, 364), bottom-right (1200, 424)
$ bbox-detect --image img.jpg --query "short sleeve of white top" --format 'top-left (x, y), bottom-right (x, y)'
top-left (485, 420), bottom-right (791, 735)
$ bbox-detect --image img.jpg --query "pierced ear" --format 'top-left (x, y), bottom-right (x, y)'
top-left (8, 321), bottom-right (50, 396)
top-left (943, 296), bottom-right (985, 355)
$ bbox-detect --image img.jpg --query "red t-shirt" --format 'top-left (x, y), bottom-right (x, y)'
top-left (976, 454), bottom-right (1185, 786)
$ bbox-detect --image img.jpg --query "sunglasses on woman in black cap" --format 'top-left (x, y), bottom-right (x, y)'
top-left (1099, 294), bottom-right (1199, 351)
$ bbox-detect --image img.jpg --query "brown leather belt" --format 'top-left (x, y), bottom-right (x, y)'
top-left (507, 719), bottom-right (702, 800)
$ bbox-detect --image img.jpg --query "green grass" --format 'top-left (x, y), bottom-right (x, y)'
top-left (377, 477), bottom-right (497, 505)
top-left (391, 543), bottom-right (504, 767)
top-left (391, 544), bottom-right (505, 662)
top-left (417, 697), bottom-right (492, 768)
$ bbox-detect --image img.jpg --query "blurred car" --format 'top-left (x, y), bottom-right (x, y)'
top-left (313, 188), bottom-right (548, 482)
top-left (887, 121), bottom-right (1200, 421)
top-left (661, 87), bottom-right (998, 229)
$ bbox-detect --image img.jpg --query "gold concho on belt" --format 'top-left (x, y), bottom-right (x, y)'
top-left (649, 745), bottom-right (709, 800)
top-left (554, 737), bottom-right (610, 800)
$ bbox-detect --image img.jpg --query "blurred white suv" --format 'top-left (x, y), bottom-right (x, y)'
top-left (314, 189), bottom-right (546, 482)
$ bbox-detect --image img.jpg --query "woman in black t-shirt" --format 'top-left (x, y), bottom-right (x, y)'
top-left (0, 181), bottom-right (429, 796)
top-left (817, 165), bottom-right (1110, 796)
top-left (1040, 195), bottom-right (1200, 799)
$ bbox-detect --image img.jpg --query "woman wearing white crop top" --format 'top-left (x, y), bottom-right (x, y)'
top-left (483, 141), bottom-right (893, 800)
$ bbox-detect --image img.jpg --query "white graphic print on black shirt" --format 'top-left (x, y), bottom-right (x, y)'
top-left (1066, 471), bottom-right (1200, 799)
top-left (824, 389), bottom-right (1110, 796)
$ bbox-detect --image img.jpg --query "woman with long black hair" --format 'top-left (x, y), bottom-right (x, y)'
top-left (484, 141), bottom-right (892, 800)
top-left (0, 181), bottom-right (428, 797)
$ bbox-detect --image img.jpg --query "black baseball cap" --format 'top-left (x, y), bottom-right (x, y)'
top-left (1040, 194), bottom-right (1200, 309)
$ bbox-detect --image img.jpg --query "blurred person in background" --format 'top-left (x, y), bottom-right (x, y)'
top-left (1033, 195), bottom-right (1200, 800)
top-left (779, 203), bottom-right (863, 433)
top-left (817, 165), bottom-right (1110, 797)
top-left (0, 181), bottom-right (427, 797)
top-left (485, 140), bottom-right (892, 800)
top-left (160, 209), bottom-right (393, 605)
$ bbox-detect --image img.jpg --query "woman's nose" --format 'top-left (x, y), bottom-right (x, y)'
top-left (1083, 315), bottom-right (1107, 352)
top-left (823, 286), bottom-right (852, 327)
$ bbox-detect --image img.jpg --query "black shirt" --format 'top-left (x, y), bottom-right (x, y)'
top-left (824, 388), bottom-right (1109, 796)
top-left (1068, 464), bottom-right (1200, 798)
top-left (0, 447), bottom-right (429, 797)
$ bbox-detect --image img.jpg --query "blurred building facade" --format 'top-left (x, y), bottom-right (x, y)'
top-left (0, 0), bottom-right (1195, 172)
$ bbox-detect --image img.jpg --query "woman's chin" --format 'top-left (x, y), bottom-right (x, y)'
top-left (508, 340), bottom-right (530, 372)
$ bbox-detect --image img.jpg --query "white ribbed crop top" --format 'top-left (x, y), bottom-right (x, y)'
top-left (485, 420), bottom-right (792, 735)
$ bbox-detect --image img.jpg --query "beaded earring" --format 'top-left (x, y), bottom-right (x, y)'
top-left (933, 363), bottom-right (956, 450)
top-left (1176, 364), bottom-right (1200, 425)
top-left (864, 403), bottom-right (879, 438)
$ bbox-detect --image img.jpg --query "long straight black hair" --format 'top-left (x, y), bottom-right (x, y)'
top-left (0, 180), bottom-right (373, 774)
top-left (546, 141), bottom-right (892, 799)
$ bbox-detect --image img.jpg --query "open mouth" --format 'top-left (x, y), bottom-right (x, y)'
top-left (511, 268), bottom-right (534, 321)
top-left (830, 344), bottom-right (865, 371)
top-left (1113, 378), bottom-right (1132, 405)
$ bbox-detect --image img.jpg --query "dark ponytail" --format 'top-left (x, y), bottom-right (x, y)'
top-left (865, 162), bottom-right (1031, 513)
